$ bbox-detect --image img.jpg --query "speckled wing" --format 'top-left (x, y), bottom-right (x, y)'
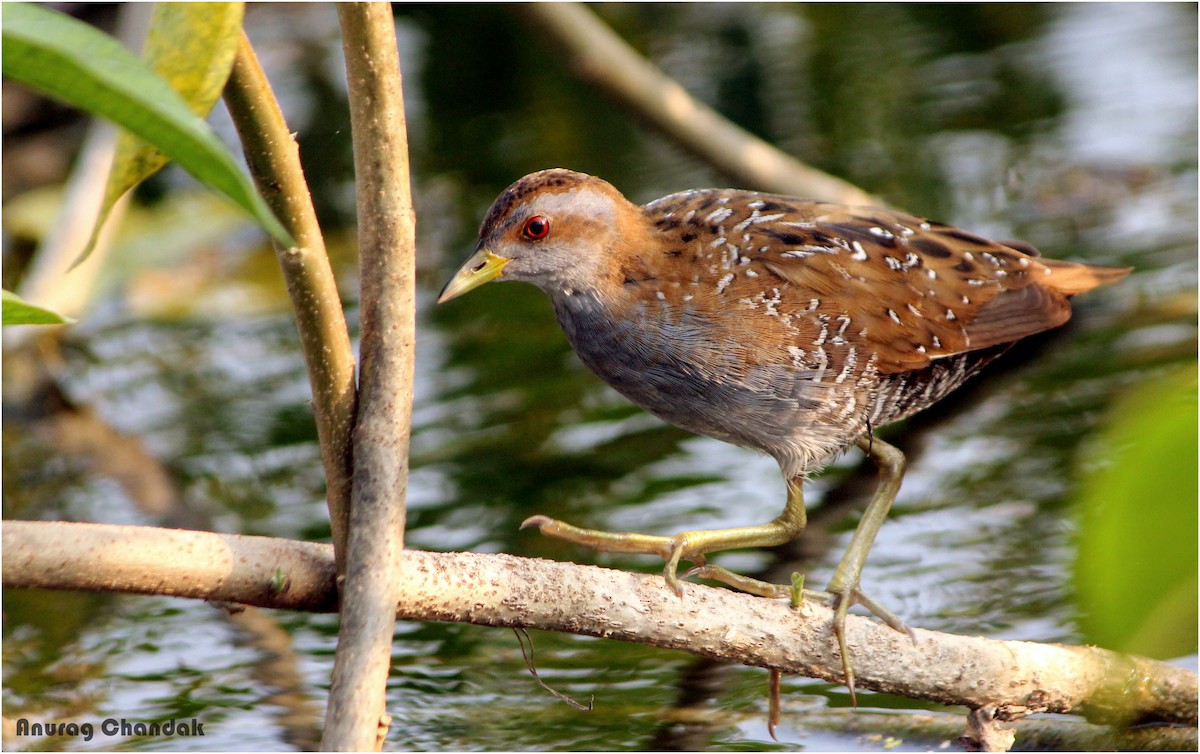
top-left (641, 190), bottom-right (1127, 376)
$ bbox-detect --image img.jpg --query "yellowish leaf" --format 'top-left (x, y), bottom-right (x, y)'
top-left (84, 3), bottom-right (245, 262)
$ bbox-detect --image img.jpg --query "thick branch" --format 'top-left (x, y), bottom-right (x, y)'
top-left (223, 32), bottom-right (357, 569)
top-left (4, 521), bottom-right (1195, 731)
top-left (326, 3), bottom-right (417, 750)
top-left (517, 3), bottom-right (881, 205)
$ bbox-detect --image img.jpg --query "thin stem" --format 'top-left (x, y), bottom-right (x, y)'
top-left (322, 3), bottom-right (416, 750)
top-left (223, 31), bottom-right (357, 572)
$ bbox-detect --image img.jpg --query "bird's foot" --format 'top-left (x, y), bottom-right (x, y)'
top-left (824, 584), bottom-right (916, 705)
top-left (522, 479), bottom-right (808, 599)
top-left (685, 561), bottom-right (919, 705)
top-left (685, 564), bottom-right (819, 601)
top-left (521, 515), bottom-right (706, 597)
top-left (688, 565), bottom-right (917, 706)
top-left (521, 515), bottom-right (917, 703)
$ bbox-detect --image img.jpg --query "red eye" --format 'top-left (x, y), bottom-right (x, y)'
top-left (522, 215), bottom-right (550, 240)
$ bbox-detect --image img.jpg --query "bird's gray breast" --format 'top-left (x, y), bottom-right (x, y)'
top-left (549, 290), bottom-right (832, 459)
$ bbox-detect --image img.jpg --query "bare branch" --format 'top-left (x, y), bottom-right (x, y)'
top-left (517, 3), bottom-right (882, 206)
top-left (224, 32), bottom-right (357, 568)
top-left (325, 3), bottom-right (417, 750)
top-left (3, 521), bottom-right (337, 611)
top-left (5, 521), bottom-right (1195, 731)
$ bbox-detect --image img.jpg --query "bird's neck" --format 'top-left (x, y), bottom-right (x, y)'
top-left (548, 284), bottom-right (653, 365)
top-left (548, 285), bottom-right (614, 335)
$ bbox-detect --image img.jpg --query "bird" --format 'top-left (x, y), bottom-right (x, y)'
top-left (438, 168), bottom-right (1130, 696)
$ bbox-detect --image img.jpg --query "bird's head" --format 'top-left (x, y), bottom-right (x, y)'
top-left (438, 169), bottom-right (637, 302)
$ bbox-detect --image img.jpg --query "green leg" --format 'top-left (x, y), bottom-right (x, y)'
top-left (522, 477), bottom-right (809, 596)
top-left (826, 435), bottom-right (915, 703)
top-left (692, 436), bottom-right (914, 703)
top-left (524, 443), bottom-right (914, 702)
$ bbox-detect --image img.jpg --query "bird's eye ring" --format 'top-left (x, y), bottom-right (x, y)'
top-left (522, 215), bottom-right (550, 240)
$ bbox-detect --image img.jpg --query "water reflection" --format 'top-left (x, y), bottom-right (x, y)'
top-left (3, 3), bottom-right (1195, 751)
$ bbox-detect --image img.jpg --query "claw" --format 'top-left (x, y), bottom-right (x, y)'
top-left (662, 539), bottom-right (690, 597)
top-left (662, 565), bottom-right (683, 597)
top-left (767, 668), bottom-right (782, 741)
top-left (830, 590), bottom-right (857, 706)
top-left (520, 514), bottom-right (554, 530)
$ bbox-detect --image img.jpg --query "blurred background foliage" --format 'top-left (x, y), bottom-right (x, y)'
top-left (3, 3), bottom-right (1196, 751)
top-left (1073, 364), bottom-right (1197, 660)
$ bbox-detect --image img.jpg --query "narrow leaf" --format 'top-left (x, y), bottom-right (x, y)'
top-left (2, 3), bottom-right (294, 249)
top-left (84, 3), bottom-right (246, 262)
top-left (2, 290), bottom-right (75, 325)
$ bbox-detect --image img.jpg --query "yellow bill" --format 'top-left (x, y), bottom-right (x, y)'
top-left (438, 248), bottom-right (512, 303)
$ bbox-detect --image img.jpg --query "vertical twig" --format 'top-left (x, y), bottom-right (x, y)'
top-left (224, 32), bottom-right (357, 571)
top-left (323, 3), bottom-right (416, 750)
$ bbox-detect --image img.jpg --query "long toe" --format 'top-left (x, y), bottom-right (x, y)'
top-left (662, 540), bottom-right (689, 597)
top-left (826, 585), bottom-right (919, 704)
top-left (682, 564), bottom-right (792, 599)
top-left (830, 591), bottom-right (857, 705)
top-left (519, 515), bottom-right (677, 558)
top-left (851, 588), bottom-right (915, 641)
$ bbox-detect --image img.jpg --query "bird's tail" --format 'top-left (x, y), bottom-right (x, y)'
top-left (1039, 259), bottom-right (1132, 295)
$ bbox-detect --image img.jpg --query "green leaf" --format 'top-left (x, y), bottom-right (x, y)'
top-left (2, 290), bottom-right (75, 325)
top-left (1073, 365), bottom-right (1198, 659)
top-left (85, 3), bottom-right (246, 262)
top-left (1, 2), bottom-right (293, 251)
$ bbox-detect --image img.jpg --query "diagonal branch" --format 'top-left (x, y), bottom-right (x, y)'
top-left (516, 3), bottom-right (882, 205)
top-left (224, 31), bottom-right (357, 570)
